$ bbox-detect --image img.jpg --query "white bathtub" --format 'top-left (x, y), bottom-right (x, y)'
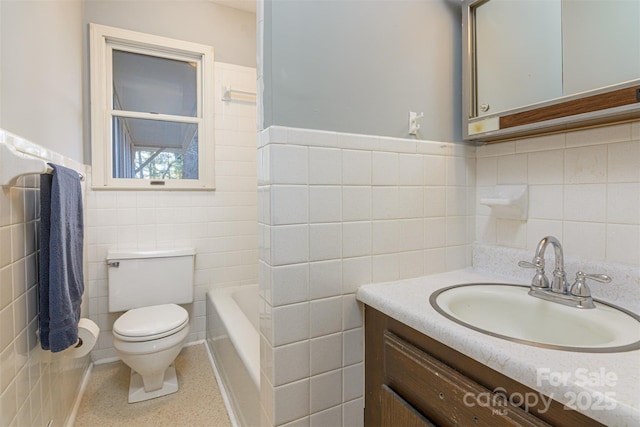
top-left (207, 285), bottom-right (259, 427)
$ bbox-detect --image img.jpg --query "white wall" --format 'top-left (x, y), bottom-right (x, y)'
top-left (257, 127), bottom-right (475, 426)
top-left (0, 0), bottom-right (84, 163)
top-left (261, 0), bottom-right (462, 142)
top-left (87, 63), bottom-right (258, 361)
top-left (0, 132), bottom-right (89, 427)
top-left (0, 1), bottom-right (88, 424)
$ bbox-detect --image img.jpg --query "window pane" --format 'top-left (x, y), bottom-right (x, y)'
top-left (112, 50), bottom-right (197, 117)
top-left (112, 117), bottom-right (199, 180)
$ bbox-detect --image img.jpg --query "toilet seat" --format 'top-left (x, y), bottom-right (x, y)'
top-left (113, 303), bottom-right (189, 342)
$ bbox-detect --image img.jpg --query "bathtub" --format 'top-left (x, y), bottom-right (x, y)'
top-left (207, 285), bottom-right (260, 427)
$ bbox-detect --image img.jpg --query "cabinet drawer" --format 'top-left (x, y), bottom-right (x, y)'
top-left (381, 385), bottom-right (436, 427)
top-left (383, 331), bottom-right (549, 427)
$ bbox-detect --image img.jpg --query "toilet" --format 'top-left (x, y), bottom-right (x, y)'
top-left (106, 248), bottom-right (195, 403)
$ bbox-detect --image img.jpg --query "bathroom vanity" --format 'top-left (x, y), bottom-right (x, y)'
top-left (357, 269), bottom-right (640, 427)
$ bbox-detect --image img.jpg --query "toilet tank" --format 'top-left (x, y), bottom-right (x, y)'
top-left (107, 248), bottom-right (195, 312)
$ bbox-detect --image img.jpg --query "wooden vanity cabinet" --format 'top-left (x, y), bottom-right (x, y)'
top-left (364, 306), bottom-right (604, 427)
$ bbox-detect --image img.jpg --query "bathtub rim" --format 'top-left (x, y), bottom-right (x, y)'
top-left (207, 284), bottom-right (260, 389)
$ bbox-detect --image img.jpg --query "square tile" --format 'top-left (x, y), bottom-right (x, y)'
top-left (497, 154), bottom-right (527, 184)
top-left (310, 297), bottom-right (342, 338)
top-left (564, 145), bottom-right (607, 184)
top-left (371, 187), bottom-right (398, 220)
top-left (342, 363), bottom-right (364, 402)
top-left (309, 186), bottom-right (341, 223)
top-left (528, 185), bottom-right (563, 220)
top-left (343, 328), bottom-right (363, 366)
top-left (608, 141), bottom-right (640, 183)
top-left (398, 154), bottom-right (424, 186)
top-left (272, 302), bottom-right (309, 346)
top-left (398, 187), bottom-right (423, 219)
top-left (270, 145), bottom-right (308, 185)
top-left (310, 260), bottom-right (342, 300)
top-left (564, 184), bottom-right (606, 222)
top-left (342, 222), bottom-right (372, 259)
top-left (527, 149), bottom-right (564, 185)
top-left (271, 225), bottom-right (309, 266)
top-left (274, 379), bottom-right (310, 425)
top-left (271, 264), bottom-right (309, 307)
top-left (309, 148), bottom-right (341, 185)
top-left (342, 257), bottom-right (372, 294)
top-left (271, 186), bottom-right (309, 225)
top-left (398, 219), bottom-right (424, 252)
top-left (309, 224), bottom-right (342, 261)
top-left (424, 155), bottom-right (446, 186)
top-left (606, 224), bottom-right (640, 264)
top-left (273, 341), bottom-right (310, 386)
top-left (371, 254), bottom-right (399, 283)
top-left (342, 295), bottom-right (363, 330)
top-left (564, 222), bottom-right (606, 261)
top-left (343, 398), bottom-right (364, 427)
top-left (310, 369), bottom-right (342, 413)
top-left (342, 150), bottom-right (371, 185)
top-left (310, 405), bottom-right (342, 427)
top-left (342, 187), bottom-right (371, 222)
top-left (371, 221), bottom-right (399, 255)
top-left (310, 333), bottom-right (342, 376)
top-left (607, 183), bottom-right (640, 225)
top-left (372, 152), bottom-right (398, 186)
top-left (423, 187), bottom-right (446, 218)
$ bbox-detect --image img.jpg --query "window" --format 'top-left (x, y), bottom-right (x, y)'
top-left (90, 24), bottom-right (215, 189)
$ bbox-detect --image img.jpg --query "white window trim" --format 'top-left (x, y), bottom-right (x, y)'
top-left (89, 23), bottom-right (215, 190)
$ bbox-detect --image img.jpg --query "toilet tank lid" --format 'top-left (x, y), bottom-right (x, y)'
top-left (107, 247), bottom-right (195, 260)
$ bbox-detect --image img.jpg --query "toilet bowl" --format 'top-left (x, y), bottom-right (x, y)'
top-left (112, 303), bottom-right (190, 403)
top-left (106, 248), bottom-right (195, 403)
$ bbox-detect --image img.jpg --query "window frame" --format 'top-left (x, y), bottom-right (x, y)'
top-left (89, 23), bottom-right (215, 190)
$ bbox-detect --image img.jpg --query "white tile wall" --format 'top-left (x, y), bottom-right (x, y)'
top-left (260, 121), bottom-right (640, 427)
top-left (476, 120), bottom-right (640, 265)
top-left (258, 126), bottom-right (475, 426)
top-left (0, 131), bottom-right (89, 427)
top-left (86, 63), bottom-right (258, 361)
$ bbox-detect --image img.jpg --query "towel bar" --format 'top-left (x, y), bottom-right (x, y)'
top-left (0, 142), bottom-right (85, 187)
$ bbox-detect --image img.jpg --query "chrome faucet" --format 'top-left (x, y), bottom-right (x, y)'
top-left (519, 236), bottom-right (611, 309)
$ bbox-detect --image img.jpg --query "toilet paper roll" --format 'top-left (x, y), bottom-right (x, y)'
top-left (64, 318), bottom-right (100, 358)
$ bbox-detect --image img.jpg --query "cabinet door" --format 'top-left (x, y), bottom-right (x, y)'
top-left (383, 331), bottom-right (549, 427)
top-left (381, 385), bottom-right (436, 427)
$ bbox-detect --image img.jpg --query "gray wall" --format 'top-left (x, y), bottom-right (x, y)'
top-left (262, 0), bottom-right (462, 142)
top-left (83, 0), bottom-right (257, 163)
top-left (0, 0), bottom-right (85, 162)
top-left (84, 0), bottom-right (256, 67)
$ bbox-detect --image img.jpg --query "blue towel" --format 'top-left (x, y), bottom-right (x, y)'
top-left (39, 164), bottom-right (84, 352)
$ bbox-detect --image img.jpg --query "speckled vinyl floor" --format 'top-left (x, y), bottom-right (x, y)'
top-left (74, 344), bottom-right (232, 427)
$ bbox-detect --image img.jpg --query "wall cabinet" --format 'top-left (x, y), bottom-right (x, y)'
top-left (364, 306), bottom-right (604, 426)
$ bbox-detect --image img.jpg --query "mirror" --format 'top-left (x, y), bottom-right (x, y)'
top-left (462, 0), bottom-right (640, 142)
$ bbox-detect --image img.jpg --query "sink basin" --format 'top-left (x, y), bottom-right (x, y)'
top-left (430, 283), bottom-right (640, 352)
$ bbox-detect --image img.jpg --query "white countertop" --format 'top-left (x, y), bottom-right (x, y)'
top-left (356, 268), bottom-right (640, 426)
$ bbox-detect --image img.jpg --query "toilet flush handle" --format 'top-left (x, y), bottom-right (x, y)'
top-left (107, 260), bottom-right (120, 268)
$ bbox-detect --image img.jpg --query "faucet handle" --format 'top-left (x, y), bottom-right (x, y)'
top-left (570, 271), bottom-right (612, 297)
top-left (518, 259), bottom-right (549, 289)
top-left (518, 260), bottom-right (536, 269)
